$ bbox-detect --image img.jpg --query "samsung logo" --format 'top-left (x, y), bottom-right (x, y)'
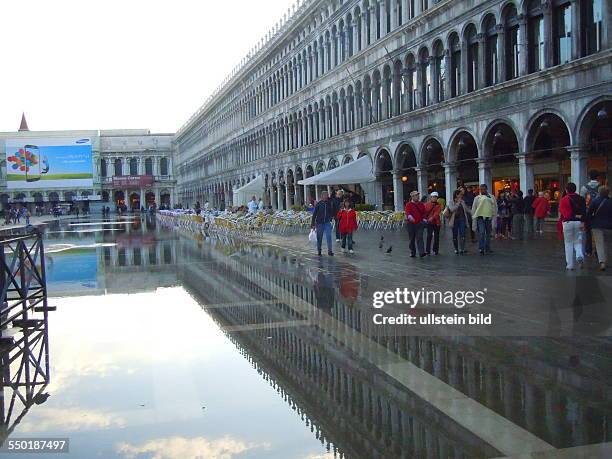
top-left (76, 138), bottom-right (90, 144)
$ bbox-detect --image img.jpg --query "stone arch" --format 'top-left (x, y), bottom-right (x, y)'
top-left (525, 109), bottom-right (573, 153)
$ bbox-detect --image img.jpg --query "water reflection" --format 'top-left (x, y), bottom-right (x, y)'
top-left (2, 216), bottom-right (610, 458)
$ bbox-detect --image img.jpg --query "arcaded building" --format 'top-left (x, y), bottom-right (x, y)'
top-left (175, 0), bottom-right (611, 213)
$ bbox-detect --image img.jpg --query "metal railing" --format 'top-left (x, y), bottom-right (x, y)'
top-left (0, 232), bottom-right (53, 443)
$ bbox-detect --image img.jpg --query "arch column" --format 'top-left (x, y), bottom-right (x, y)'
top-left (460, 39), bottom-right (469, 95)
top-left (416, 167), bottom-right (428, 196)
top-left (518, 14), bottom-right (529, 76)
top-left (477, 158), bottom-right (493, 191)
top-left (392, 169), bottom-right (404, 211)
top-left (518, 154), bottom-right (535, 194)
top-left (285, 180), bottom-right (292, 209)
top-left (496, 25), bottom-right (507, 82)
top-left (381, 77), bottom-right (390, 119)
top-left (369, 6), bottom-right (377, 44)
top-left (477, 33), bottom-right (486, 89)
top-left (277, 184), bottom-right (283, 210)
top-left (443, 162), bottom-right (458, 201)
top-left (542, 0), bottom-right (554, 69)
top-left (568, 145), bottom-right (589, 191)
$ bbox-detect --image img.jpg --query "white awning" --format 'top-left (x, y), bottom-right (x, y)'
top-left (232, 175), bottom-right (265, 206)
top-left (298, 156), bottom-right (375, 186)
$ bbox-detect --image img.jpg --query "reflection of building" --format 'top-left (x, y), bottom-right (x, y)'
top-left (0, 124), bottom-right (176, 211)
top-left (174, 0), bottom-right (611, 211)
top-left (43, 217), bottom-right (180, 296)
top-left (178, 235), bottom-right (611, 455)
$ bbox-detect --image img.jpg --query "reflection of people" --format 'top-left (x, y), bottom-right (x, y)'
top-left (314, 269), bottom-right (334, 312)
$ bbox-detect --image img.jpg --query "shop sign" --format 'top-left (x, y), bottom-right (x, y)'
top-left (112, 175), bottom-right (154, 188)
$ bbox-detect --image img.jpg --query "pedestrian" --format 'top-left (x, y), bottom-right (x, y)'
top-left (446, 189), bottom-right (471, 254)
top-left (559, 182), bottom-right (586, 270)
top-left (523, 189), bottom-right (536, 237)
top-left (472, 184), bottom-right (497, 255)
top-left (310, 191), bottom-right (334, 257)
top-left (424, 192), bottom-right (442, 255)
top-left (463, 185), bottom-right (476, 242)
top-left (581, 170), bottom-right (601, 256)
top-left (247, 196), bottom-right (258, 214)
top-left (258, 198), bottom-right (264, 212)
top-left (337, 199), bottom-right (357, 254)
top-left (75, 207), bottom-right (80, 218)
top-left (509, 190), bottom-right (525, 240)
top-left (404, 191), bottom-right (427, 258)
top-left (532, 191), bottom-right (551, 234)
top-left (496, 191), bottom-right (510, 239)
top-left (586, 186), bottom-right (612, 271)
top-left (331, 190), bottom-right (343, 242)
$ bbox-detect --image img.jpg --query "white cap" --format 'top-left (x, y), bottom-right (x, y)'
top-left (430, 192), bottom-right (439, 197)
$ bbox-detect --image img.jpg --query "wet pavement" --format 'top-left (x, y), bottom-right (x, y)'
top-left (1, 215), bottom-right (611, 458)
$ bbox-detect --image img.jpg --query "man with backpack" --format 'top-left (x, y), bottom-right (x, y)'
top-left (559, 182), bottom-right (587, 270)
top-left (581, 170), bottom-right (600, 256)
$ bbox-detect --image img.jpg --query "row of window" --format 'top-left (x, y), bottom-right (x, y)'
top-left (100, 157), bottom-right (170, 177)
top-left (188, 0), bottom-right (604, 154)
top-left (195, 0), bottom-right (607, 171)
top-left (185, 0), bottom-right (444, 149)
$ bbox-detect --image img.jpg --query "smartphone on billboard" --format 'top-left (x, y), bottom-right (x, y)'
top-left (24, 144), bottom-right (41, 182)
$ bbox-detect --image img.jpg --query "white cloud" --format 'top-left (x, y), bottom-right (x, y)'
top-left (0, 0), bottom-right (294, 133)
top-left (115, 436), bottom-right (270, 459)
top-left (19, 407), bottom-right (126, 433)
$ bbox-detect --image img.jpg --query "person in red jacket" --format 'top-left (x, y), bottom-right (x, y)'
top-left (558, 182), bottom-right (586, 270)
top-left (532, 191), bottom-right (551, 235)
top-left (337, 199), bottom-right (358, 254)
top-left (424, 192), bottom-right (443, 255)
top-left (404, 191), bottom-right (427, 258)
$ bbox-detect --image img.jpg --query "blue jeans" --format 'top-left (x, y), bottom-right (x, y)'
top-left (316, 222), bottom-right (333, 253)
top-left (476, 217), bottom-right (492, 252)
top-left (452, 219), bottom-right (466, 252)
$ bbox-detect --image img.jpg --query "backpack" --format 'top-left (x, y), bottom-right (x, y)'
top-left (585, 183), bottom-right (599, 206)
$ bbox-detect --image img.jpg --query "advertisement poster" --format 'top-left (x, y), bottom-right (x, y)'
top-left (5, 137), bottom-right (93, 189)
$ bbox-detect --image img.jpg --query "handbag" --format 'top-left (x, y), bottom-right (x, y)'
top-left (308, 228), bottom-right (317, 244)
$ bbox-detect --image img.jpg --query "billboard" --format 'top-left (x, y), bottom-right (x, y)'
top-left (5, 137), bottom-right (93, 189)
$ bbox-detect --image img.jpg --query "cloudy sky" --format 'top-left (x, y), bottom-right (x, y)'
top-left (0, 0), bottom-right (295, 133)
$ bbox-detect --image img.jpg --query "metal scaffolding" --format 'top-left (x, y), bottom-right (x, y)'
top-left (0, 232), bottom-right (54, 444)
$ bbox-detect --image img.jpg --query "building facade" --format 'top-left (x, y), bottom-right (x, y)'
top-left (175, 0), bottom-right (611, 213)
top-left (0, 128), bottom-right (175, 211)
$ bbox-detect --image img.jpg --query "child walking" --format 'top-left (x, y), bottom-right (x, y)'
top-left (337, 199), bottom-right (358, 254)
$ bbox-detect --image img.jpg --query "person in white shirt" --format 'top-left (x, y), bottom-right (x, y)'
top-left (247, 196), bottom-right (258, 214)
top-left (204, 201), bottom-right (210, 211)
top-left (258, 199), bottom-right (264, 211)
